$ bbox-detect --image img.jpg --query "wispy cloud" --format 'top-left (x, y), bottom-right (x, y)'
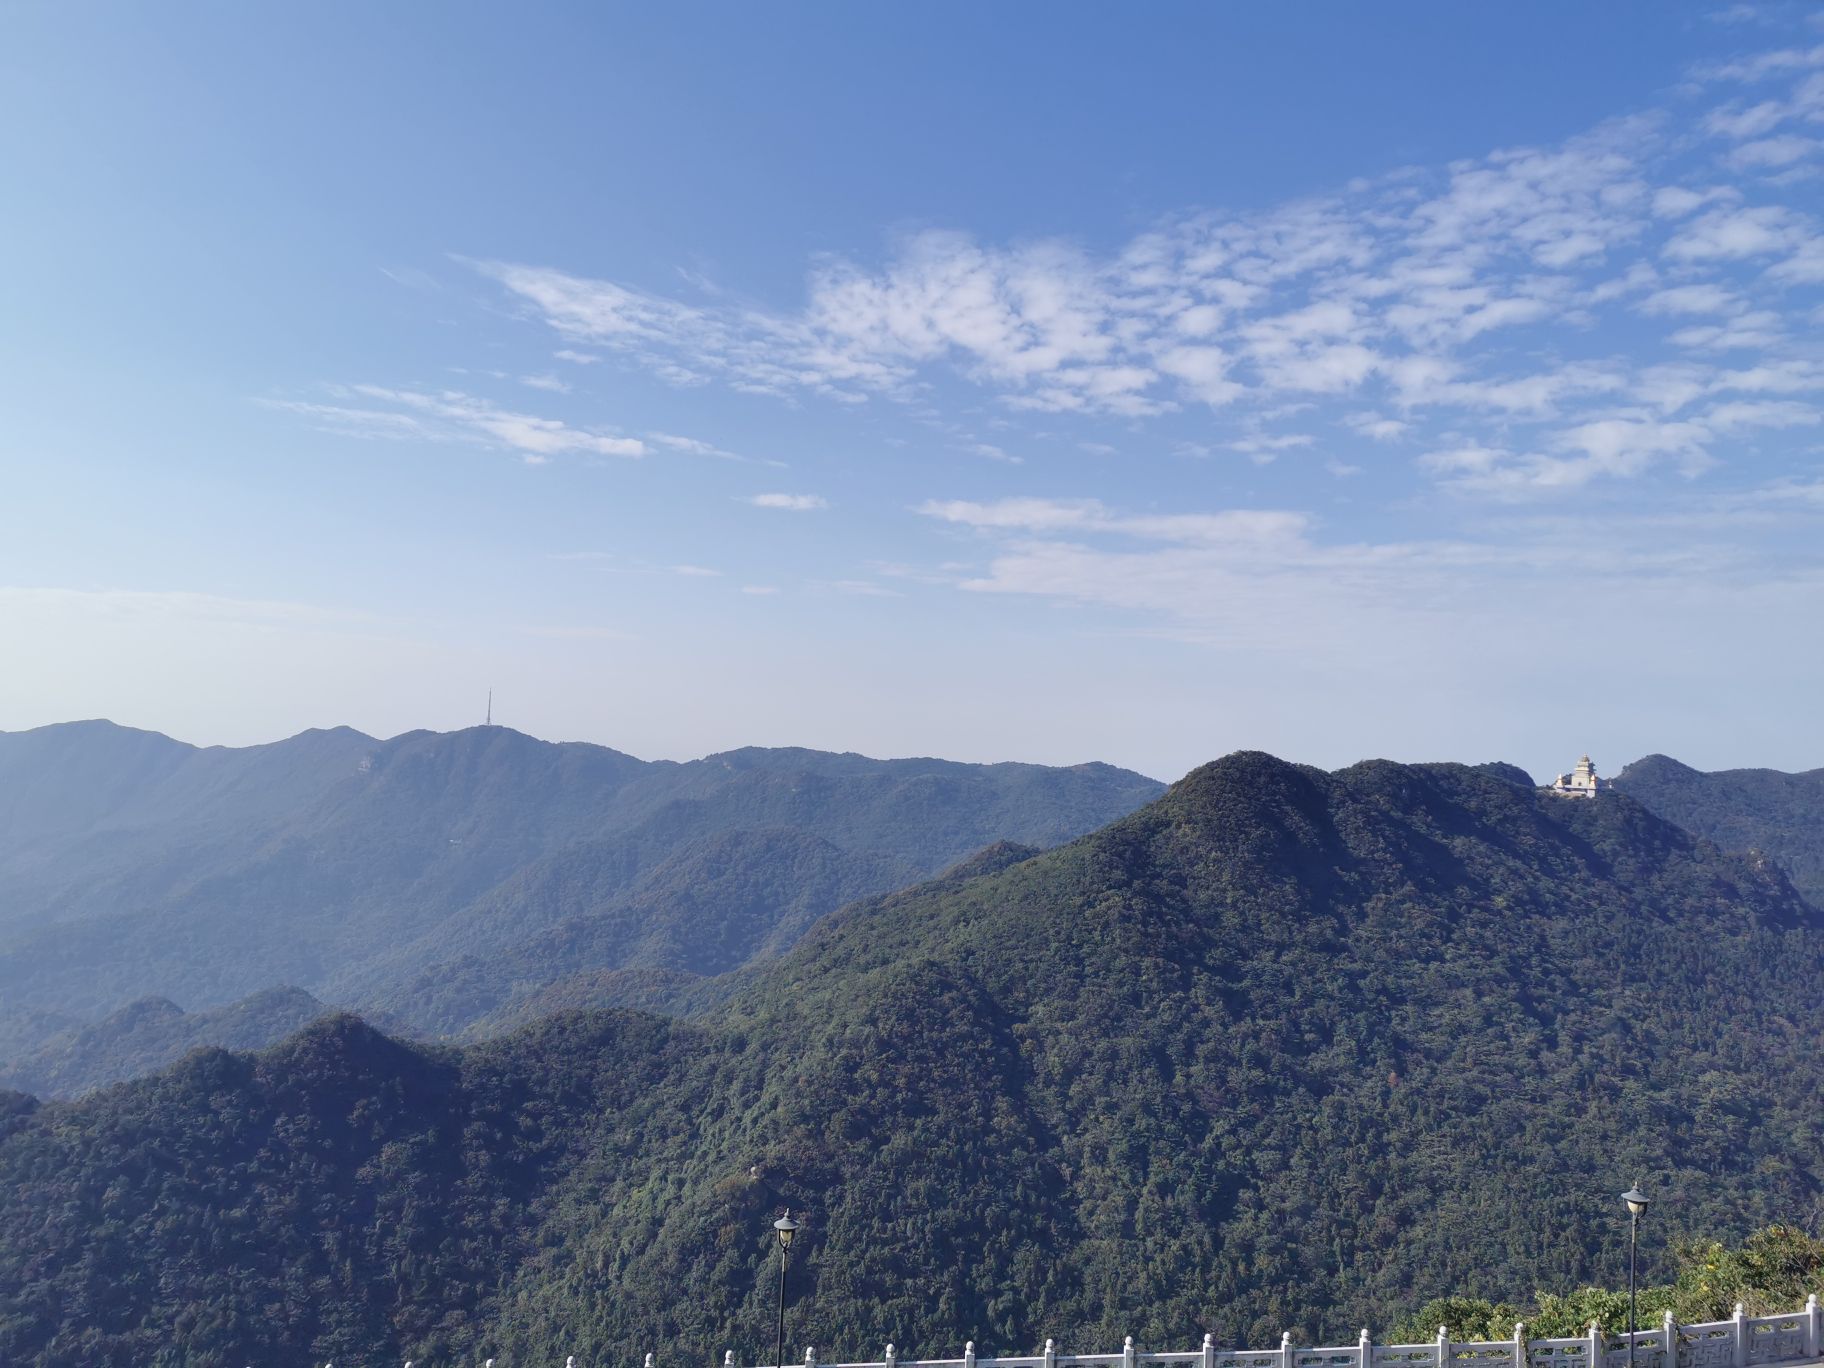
top-left (917, 497), bottom-right (1310, 545)
top-left (267, 385), bottom-right (736, 469)
top-left (457, 52), bottom-right (1824, 500)
top-left (746, 493), bottom-right (827, 510)
top-left (909, 490), bottom-right (1824, 655)
top-left (265, 385), bottom-right (645, 462)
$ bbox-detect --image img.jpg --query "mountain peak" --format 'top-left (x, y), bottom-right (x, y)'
top-left (1616, 753), bottom-right (1701, 782)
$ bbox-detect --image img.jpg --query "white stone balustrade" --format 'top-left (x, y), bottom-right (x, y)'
top-left (686, 1296), bottom-right (1822, 1368)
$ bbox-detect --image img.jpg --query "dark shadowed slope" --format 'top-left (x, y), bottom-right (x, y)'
top-left (1615, 754), bottom-right (1824, 904)
top-left (2, 755), bottom-right (1821, 1368)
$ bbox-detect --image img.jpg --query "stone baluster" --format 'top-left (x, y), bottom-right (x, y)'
top-left (886, 1344), bottom-right (899, 1368)
top-left (726, 1354), bottom-right (736, 1368)
top-left (1732, 1305), bottom-right (1746, 1368)
top-left (1362, 1327), bottom-right (1374, 1368)
top-left (1283, 1330), bottom-right (1295, 1368)
top-left (965, 1341), bottom-right (977, 1368)
top-left (1513, 1322), bottom-right (1526, 1368)
top-left (1438, 1326), bottom-right (1451, 1368)
top-left (1047, 1339), bottom-right (1059, 1368)
top-left (806, 1347), bottom-right (817, 1368)
top-left (1807, 1296), bottom-right (1821, 1360)
top-left (1587, 1321), bottom-right (1603, 1368)
top-left (1126, 1336), bottom-right (1138, 1368)
top-left (1662, 1311), bottom-right (1676, 1368)
top-left (1205, 1333), bottom-right (1218, 1368)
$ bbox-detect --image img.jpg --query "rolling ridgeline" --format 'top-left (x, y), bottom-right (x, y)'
top-left (1, 751), bottom-right (1822, 1366)
top-left (0, 720), bottom-right (1163, 1092)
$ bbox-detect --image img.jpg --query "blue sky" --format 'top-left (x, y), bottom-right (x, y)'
top-left (4, 3), bottom-right (1823, 782)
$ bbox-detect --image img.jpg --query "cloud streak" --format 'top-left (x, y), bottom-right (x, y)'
top-left (746, 493), bottom-right (828, 510)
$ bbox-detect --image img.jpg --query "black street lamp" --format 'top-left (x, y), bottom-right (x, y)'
top-left (1622, 1186), bottom-right (1651, 1368)
top-left (774, 1211), bottom-right (801, 1368)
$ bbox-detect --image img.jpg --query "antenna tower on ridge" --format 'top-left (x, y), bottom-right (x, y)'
top-left (486, 689), bottom-right (492, 727)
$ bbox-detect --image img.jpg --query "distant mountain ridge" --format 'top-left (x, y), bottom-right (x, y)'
top-left (0, 987), bottom-right (340, 1099)
top-left (1, 752), bottom-right (1820, 1366)
top-left (1614, 754), bottom-right (1824, 904)
top-left (0, 720), bottom-right (1164, 1088)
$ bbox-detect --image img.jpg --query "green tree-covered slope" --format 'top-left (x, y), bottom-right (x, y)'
top-left (1, 755), bottom-right (1820, 1367)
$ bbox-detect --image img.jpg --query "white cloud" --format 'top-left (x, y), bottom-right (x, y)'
top-left (746, 493), bottom-right (828, 510)
top-left (1750, 475), bottom-right (1824, 504)
top-left (1228, 432), bottom-right (1314, 464)
top-left (345, 385), bottom-right (645, 461)
top-left (1727, 134), bottom-right (1822, 168)
top-left (1420, 444), bottom-right (1510, 476)
top-left (1638, 283), bottom-right (1742, 314)
top-left (1769, 235), bottom-right (1824, 280)
top-left (1651, 185), bottom-right (1734, 218)
top-left (916, 497), bottom-right (1310, 546)
top-left (967, 441), bottom-right (1022, 464)
top-left (647, 431), bottom-right (741, 459)
top-left (740, 584), bottom-right (780, 595)
top-left (420, 45), bottom-right (1824, 506)
top-left (1419, 392), bottom-right (1820, 496)
top-left (270, 386), bottom-right (739, 468)
top-left (256, 398), bottom-right (434, 442)
top-left (1704, 398), bottom-right (1820, 430)
top-left (522, 374), bottom-right (571, 393)
top-left (1669, 309), bottom-right (1784, 350)
top-left (1693, 44), bottom-right (1824, 83)
top-left (673, 564), bottom-right (722, 577)
top-left (1705, 101), bottom-right (1792, 138)
top-left (1342, 411), bottom-right (1410, 441)
top-left (1663, 205), bottom-right (1810, 258)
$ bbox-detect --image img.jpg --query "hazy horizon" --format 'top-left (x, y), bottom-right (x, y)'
top-left (8, 711), bottom-right (1806, 792)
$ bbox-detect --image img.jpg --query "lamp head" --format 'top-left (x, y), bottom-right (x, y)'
top-left (1621, 1185), bottom-right (1650, 1216)
top-left (774, 1211), bottom-right (800, 1247)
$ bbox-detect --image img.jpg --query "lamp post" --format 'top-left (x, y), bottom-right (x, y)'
top-left (774, 1211), bottom-right (800, 1368)
top-left (1622, 1186), bottom-right (1651, 1368)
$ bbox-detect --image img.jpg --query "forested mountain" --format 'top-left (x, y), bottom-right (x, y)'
top-left (3, 754), bottom-right (1821, 1367)
top-left (0, 721), bottom-right (1162, 1080)
top-left (1614, 755), bottom-right (1824, 904)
